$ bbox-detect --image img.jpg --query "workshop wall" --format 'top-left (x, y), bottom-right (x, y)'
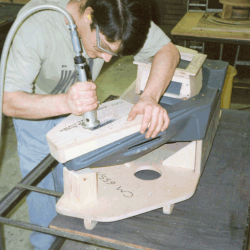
top-left (151, 0), bottom-right (187, 41)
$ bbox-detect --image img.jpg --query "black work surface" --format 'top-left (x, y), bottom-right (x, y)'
top-left (50, 109), bottom-right (250, 250)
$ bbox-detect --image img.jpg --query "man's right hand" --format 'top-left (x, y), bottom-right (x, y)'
top-left (65, 81), bottom-right (98, 115)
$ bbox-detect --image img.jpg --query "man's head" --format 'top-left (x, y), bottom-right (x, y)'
top-left (79, 0), bottom-right (151, 58)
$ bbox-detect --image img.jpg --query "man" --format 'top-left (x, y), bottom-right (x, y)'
top-left (2, 0), bottom-right (179, 248)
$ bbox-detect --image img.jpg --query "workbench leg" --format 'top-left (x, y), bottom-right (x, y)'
top-left (48, 237), bottom-right (66, 250)
top-left (0, 224), bottom-right (4, 250)
top-left (84, 219), bottom-right (98, 230)
top-left (163, 204), bottom-right (175, 215)
top-left (234, 45), bottom-right (241, 68)
top-left (220, 44), bottom-right (224, 60)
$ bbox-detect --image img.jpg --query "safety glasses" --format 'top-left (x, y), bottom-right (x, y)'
top-left (95, 24), bottom-right (118, 56)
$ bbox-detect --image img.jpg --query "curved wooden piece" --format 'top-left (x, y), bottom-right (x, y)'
top-left (163, 204), bottom-right (175, 215)
top-left (84, 219), bottom-right (98, 230)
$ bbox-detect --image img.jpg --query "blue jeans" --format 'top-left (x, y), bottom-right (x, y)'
top-left (13, 117), bottom-right (65, 250)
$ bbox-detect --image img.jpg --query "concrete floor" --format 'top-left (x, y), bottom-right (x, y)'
top-left (1, 43), bottom-right (250, 249)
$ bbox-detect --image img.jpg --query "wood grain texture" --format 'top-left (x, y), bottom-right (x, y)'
top-left (46, 99), bottom-right (143, 163)
top-left (50, 109), bottom-right (250, 250)
top-left (63, 168), bottom-right (98, 207)
top-left (221, 4), bottom-right (233, 19)
top-left (195, 13), bottom-right (250, 33)
top-left (171, 11), bottom-right (250, 41)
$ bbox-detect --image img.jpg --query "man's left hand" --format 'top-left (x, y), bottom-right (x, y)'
top-left (127, 97), bottom-right (170, 139)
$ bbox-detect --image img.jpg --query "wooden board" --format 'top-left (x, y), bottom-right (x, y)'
top-left (171, 11), bottom-right (250, 42)
top-left (50, 110), bottom-right (250, 250)
top-left (56, 142), bottom-right (200, 227)
top-left (46, 99), bottom-right (143, 163)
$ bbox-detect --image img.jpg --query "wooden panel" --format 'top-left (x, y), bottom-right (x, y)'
top-left (56, 142), bottom-right (201, 226)
top-left (46, 100), bottom-right (143, 163)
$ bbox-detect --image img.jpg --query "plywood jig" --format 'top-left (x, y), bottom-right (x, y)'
top-left (134, 46), bottom-right (207, 99)
top-left (56, 100), bottom-right (221, 230)
top-left (46, 99), bottom-right (143, 163)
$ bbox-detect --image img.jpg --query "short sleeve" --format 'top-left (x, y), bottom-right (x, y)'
top-left (4, 23), bottom-right (45, 93)
top-left (134, 21), bottom-right (171, 61)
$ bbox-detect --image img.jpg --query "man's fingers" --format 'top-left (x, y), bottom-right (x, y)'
top-left (75, 96), bottom-right (98, 106)
top-left (145, 107), bottom-right (161, 138)
top-left (67, 81), bottom-right (98, 115)
top-left (76, 102), bottom-right (98, 113)
top-left (150, 109), bottom-right (164, 138)
top-left (127, 109), bottom-right (138, 122)
top-left (140, 105), bottom-right (153, 134)
top-left (74, 81), bottom-right (97, 91)
top-left (161, 111), bottom-right (170, 132)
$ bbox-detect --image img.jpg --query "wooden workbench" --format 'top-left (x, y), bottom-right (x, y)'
top-left (50, 109), bottom-right (250, 250)
top-left (171, 11), bottom-right (250, 45)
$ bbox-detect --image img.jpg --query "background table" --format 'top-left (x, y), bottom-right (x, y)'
top-left (171, 11), bottom-right (250, 68)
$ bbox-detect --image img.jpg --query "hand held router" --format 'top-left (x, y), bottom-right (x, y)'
top-left (68, 13), bottom-right (100, 130)
top-left (74, 55), bottom-right (100, 129)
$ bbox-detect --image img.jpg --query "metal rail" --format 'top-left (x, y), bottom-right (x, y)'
top-left (0, 154), bottom-right (139, 250)
top-left (0, 154), bottom-right (57, 217)
top-left (242, 203), bottom-right (250, 250)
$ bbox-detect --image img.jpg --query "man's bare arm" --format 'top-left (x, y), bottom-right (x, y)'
top-left (3, 81), bottom-right (98, 119)
top-left (128, 42), bottom-right (180, 138)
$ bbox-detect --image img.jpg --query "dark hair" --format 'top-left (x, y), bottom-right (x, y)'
top-left (80, 0), bottom-right (151, 56)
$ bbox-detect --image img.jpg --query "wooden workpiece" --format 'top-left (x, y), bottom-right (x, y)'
top-left (171, 11), bottom-right (250, 42)
top-left (134, 46), bottom-right (207, 99)
top-left (46, 99), bottom-right (143, 163)
top-left (56, 97), bottom-right (221, 230)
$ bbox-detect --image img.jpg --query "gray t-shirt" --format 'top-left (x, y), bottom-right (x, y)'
top-left (4, 0), bottom-right (171, 95)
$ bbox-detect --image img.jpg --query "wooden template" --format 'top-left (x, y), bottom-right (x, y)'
top-left (56, 100), bottom-right (221, 230)
top-left (46, 99), bottom-right (143, 163)
top-left (133, 46), bottom-right (207, 99)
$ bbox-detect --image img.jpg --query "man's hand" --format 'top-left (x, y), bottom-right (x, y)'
top-left (65, 81), bottom-right (98, 115)
top-left (127, 97), bottom-right (170, 139)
